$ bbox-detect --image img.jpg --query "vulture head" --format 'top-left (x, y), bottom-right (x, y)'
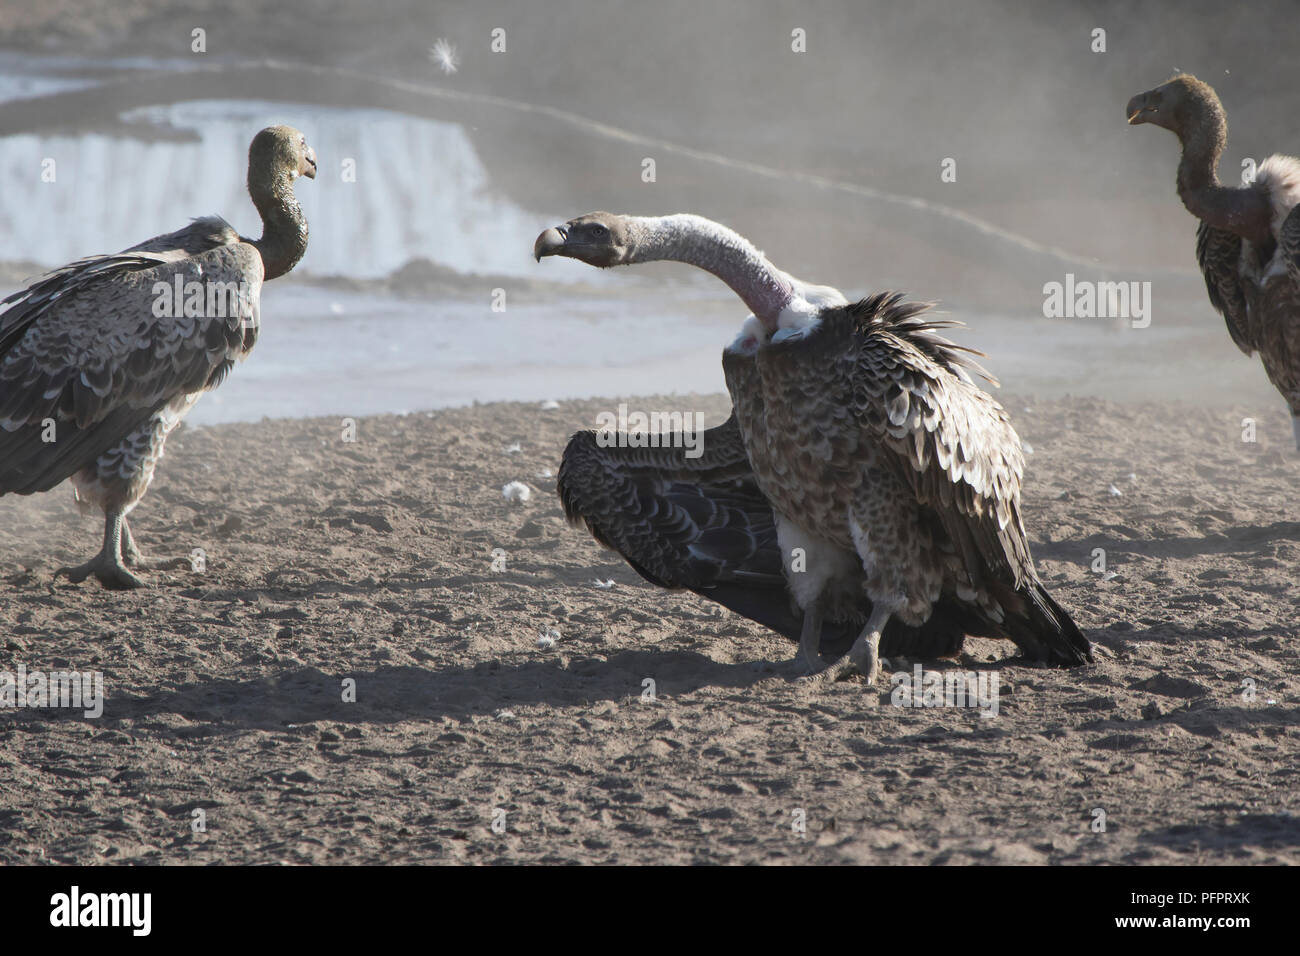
top-left (249, 125), bottom-right (318, 186)
top-left (1126, 74), bottom-right (1224, 138)
top-left (534, 212), bottom-right (635, 267)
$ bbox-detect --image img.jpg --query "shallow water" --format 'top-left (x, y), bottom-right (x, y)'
top-left (0, 98), bottom-right (571, 279)
top-left (183, 281), bottom-right (1282, 425)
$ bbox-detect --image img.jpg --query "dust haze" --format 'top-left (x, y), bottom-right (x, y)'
top-left (1, 0), bottom-right (1298, 872)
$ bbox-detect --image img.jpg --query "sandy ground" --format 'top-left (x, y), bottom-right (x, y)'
top-left (0, 392), bottom-right (1297, 865)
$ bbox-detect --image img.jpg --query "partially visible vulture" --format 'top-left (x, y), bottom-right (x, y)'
top-left (536, 213), bottom-right (1093, 681)
top-left (0, 126), bottom-right (317, 588)
top-left (1127, 74), bottom-right (1300, 447)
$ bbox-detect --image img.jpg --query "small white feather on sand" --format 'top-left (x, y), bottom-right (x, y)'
top-left (502, 481), bottom-right (531, 503)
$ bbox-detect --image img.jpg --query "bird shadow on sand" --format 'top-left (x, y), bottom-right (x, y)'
top-left (3, 650), bottom-right (811, 735)
top-left (3, 641), bottom-right (1118, 740)
top-left (1035, 520), bottom-right (1300, 563)
top-left (1137, 813), bottom-right (1300, 859)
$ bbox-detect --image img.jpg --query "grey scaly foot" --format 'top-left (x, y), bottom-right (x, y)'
top-left (790, 655), bottom-right (829, 678)
top-left (118, 521), bottom-right (188, 571)
top-left (789, 599), bottom-right (827, 677)
top-left (121, 520), bottom-right (144, 567)
top-left (55, 554), bottom-right (144, 590)
top-left (816, 607), bottom-right (889, 685)
top-left (56, 509), bottom-right (145, 589)
top-left (818, 642), bottom-right (879, 684)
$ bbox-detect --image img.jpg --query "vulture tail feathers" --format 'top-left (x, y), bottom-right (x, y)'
top-left (0, 402), bottom-right (163, 496)
top-left (996, 578), bottom-right (1094, 666)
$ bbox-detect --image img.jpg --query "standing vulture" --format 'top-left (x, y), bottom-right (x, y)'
top-left (0, 126), bottom-right (316, 588)
top-left (536, 213), bottom-right (1092, 681)
top-left (1127, 74), bottom-right (1300, 447)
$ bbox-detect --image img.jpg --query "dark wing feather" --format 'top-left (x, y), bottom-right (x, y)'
top-left (558, 415), bottom-right (780, 592)
top-left (1282, 204), bottom-right (1300, 289)
top-left (0, 216), bottom-right (240, 357)
top-left (1196, 220), bottom-right (1255, 356)
top-left (1, 252), bottom-right (168, 357)
top-left (0, 402), bottom-right (167, 495)
top-left (123, 215), bottom-right (241, 258)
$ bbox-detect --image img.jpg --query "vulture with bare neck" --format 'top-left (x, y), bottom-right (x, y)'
top-left (536, 213), bottom-right (1093, 681)
top-left (1128, 74), bottom-right (1300, 446)
top-left (0, 126), bottom-right (316, 588)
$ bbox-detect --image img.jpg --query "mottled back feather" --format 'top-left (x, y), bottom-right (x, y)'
top-left (0, 242), bottom-right (261, 495)
top-left (740, 292), bottom-right (1091, 665)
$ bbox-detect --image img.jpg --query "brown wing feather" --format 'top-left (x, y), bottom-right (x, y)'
top-left (557, 410), bottom-right (978, 658)
top-left (1282, 204), bottom-right (1300, 289)
top-left (845, 297), bottom-right (1030, 588)
top-left (1196, 220), bottom-right (1255, 355)
top-left (738, 294), bottom-right (1088, 664)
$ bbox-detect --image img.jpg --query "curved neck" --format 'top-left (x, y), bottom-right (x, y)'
top-left (626, 214), bottom-right (793, 330)
top-left (1172, 109), bottom-right (1268, 242)
top-left (1175, 112), bottom-right (1224, 198)
top-left (249, 171), bottom-right (308, 281)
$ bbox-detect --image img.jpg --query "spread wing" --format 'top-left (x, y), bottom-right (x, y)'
top-left (0, 243), bottom-right (261, 495)
top-left (558, 414), bottom-right (781, 592)
top-left (556, 410), bottom-right (974, 658)
top-left (1196, 220), bottom-right (1254, 356)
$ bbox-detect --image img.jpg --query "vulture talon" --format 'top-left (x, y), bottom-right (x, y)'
top-left (55, 556), bottom-right (144, 591)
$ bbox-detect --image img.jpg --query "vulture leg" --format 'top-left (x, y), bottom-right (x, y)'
top-left (120, 517), bottom-right (193, 573)
top-left (792, 599), bottom-right (825, 674)
top-left (818, 604), bottom-right (891, 684)
top-left (121, 519), bottom-right (144, 567)
top-left (56, 509), bottom-right (144, 590)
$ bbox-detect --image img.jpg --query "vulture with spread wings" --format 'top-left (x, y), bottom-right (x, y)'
top-left (537, 212), bottom-right (1092, 680)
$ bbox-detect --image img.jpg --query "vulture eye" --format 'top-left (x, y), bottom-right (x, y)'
top-left (591, 225), bottom-right (608, 238)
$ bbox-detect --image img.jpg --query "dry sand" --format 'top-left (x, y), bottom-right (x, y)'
top-left (1, 392), bottom-right (1298, 865)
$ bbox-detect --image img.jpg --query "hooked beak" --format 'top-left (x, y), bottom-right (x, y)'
top-left (534, 225), bottom-right (568, 262)
top-left (1126, 94), bottom-right (1153, 125)
top-left (302, 146), bottom-right (318, 179)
